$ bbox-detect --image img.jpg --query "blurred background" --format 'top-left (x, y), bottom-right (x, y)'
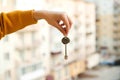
top-left (0, 0), bottom-right (120, 80)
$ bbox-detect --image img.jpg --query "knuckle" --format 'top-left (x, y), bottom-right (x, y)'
top-left (61, 13), bottom-right (67, 18)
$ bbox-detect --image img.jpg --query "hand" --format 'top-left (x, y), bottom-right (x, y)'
top-left (33, 10), bottom-right (72, 36)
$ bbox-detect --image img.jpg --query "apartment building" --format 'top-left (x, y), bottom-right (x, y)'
top-left (0, 0), bottom-right (98, 80)
top-left (113, 0), bottom-right (120, 54)
top-left (47, 0), bottom-right (98, 79)
top-left (96, 0), bottom-right (114, 55)
top-left (0, 0), bottom-right (50, 80)
top-left (85, 0), bottom-right (120, 55)
top-left (0, 0), bottom-right (17, 80)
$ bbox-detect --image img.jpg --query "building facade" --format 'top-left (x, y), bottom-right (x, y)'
top-left (47, 0), bottom-right (98, 79)
top-left (113, 0), bottom-right (120, 54)
top-left (0, 0), bottom-right (97, 80)
top-left (0, 0), bottom-right (17, 80)
top-left (85, 0), bottom-right (120, 55)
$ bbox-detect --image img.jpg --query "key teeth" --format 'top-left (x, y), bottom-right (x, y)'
top-left (64, 55), bottom-right (68, 60)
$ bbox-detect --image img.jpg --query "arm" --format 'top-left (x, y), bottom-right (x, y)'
top-left (0, 10), bottom-right (72, 39)
top-left (0, 10), bottom-right (37, 39)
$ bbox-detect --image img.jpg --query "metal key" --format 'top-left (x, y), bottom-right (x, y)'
top-left (62, 37), bottom-right (70, 60)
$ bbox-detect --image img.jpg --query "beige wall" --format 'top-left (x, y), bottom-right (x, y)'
top-left (97, 15), bottom-right (114, 53)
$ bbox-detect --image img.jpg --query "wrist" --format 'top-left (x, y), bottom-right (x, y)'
top-left (32, 10), bottom-right (45, 21)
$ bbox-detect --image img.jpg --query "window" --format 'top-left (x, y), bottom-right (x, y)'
top-left (86, 32), bottom-right (92, 36)
top-left (21, 68), bottom-right (26, 75)
top-left (114, 22), bottom-right (118, 26)
top-left (19, 33), bottom-right (25, 44)
top-left (114, 46), bottom-right (118, 51)
top-left (32, 65), bottom-right (37, 71)
top-left (57, 70), bottom-right (61, 80)
top-left (3, 36), bottom-right (9, 42)
top-left (5, 71), bottom-right (11, 80)
top-left (37, 62), bottom-right (42, 69)
top-left (65, 67), bottom-right (68, 76)
top-left (31, 32), bottom-right (36, 56)
top-left (19, 51), bottom-right (25, 61)
top-left (86, 23), bottom-right (90, 28)
top-left (4, 53), bottom-right (10, 60)
top-left (31, 32), bottom-right (35, 43)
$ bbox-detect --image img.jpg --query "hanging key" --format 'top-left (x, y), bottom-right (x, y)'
top-left (61, 37), bottom-right (70, 60)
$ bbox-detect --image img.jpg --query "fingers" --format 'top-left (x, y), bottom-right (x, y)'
top-left (54, 22), bottom-right (67, 36)
top-left (60, 14), bottom-right (72, 36)
top-left (60, 14), bottom-right (70, 34)
top-left (44, 11), bottom-right (72, 36)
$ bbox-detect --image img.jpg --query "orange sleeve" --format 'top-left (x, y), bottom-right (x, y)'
top-left (0, 10), bottom-right (37, 39)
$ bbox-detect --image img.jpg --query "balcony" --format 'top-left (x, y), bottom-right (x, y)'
top-left (20, 69), bottom-right (45, 80)
top-left (15, 40), bottom-right (40, 51)
top-left (96, 19), bottom-right (100, 23)
top-left (50, 51), bottom-right (62, 57)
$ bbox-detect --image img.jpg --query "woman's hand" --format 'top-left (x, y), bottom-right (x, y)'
top-left (33, 10), bottom-right (72, 36)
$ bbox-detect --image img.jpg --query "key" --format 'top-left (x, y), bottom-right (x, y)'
top-left (65, 44), bottom-right (67, 59)
top-left (62, 37), bottom-right (70, 60)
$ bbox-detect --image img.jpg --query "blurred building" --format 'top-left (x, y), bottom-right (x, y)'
top-left (85, 0), bottom-right (120, 55)
top-left (0, 0), bottom-right (50, 80)
top-left (47, 0), bottom-right (99, 80)
top-left (113, 0), bottom-right (120, 55)
top-left (0, 0), bottom-right (98, 80)
top-left (0, 0), bottom-right (17, 80)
